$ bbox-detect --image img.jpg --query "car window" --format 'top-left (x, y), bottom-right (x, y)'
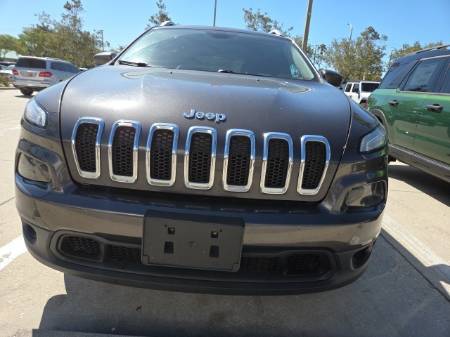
top-left (379, 60), bottom-right (417, 89)
top-left (344, 83), bottom-right (352, 92)
top-left (352, 84), bottom-right (359, 93)
top-left (51, 62), bottom-right (66, 71)
top-left (119, 28), bottom-right (316, 81)
top-left (440, 62), bottom-right (450, 94)
top-left (403, 57), bottom-right (446, 93)
top-left (361, 82), bottom-right (379, 92)
top-left (16, 57), bottom-right (46, 69)
top-left (51, 61), bottom-right (79, 73)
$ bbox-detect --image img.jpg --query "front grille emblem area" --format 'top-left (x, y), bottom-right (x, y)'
top-left (183, 109), bottom-right (226, 123)
top-left (72, 118), bottom-right (331, 197)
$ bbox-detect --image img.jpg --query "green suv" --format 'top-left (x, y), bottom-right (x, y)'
top-left (369, 45), bottom-right (450, 182)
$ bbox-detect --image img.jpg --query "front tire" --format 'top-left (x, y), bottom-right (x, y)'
top-left (20, 88), bottom-right (33, 97)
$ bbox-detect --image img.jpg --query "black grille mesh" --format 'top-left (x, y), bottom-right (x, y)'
top-left (57, 234), bottom-right (333, 279)
top-left (188, 132), bottom-right (212, 183)
top-left (60, 236), bottom-right (101, 260)
top-left (302, 142), bottom-right (326, 190)
top-left (75, 123), bottom-right (98, 172)
top-left (112, 126), bottom-right (136, 177)
top-left (265, 139), bottom-right (290, 188)
top-left (227, 136), bottom-right (251, 186)
top-left (150, 129), bottom-right (174, 181)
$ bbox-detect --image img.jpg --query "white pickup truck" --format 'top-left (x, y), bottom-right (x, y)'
top-left (344, 81), bottom-right (380, 107)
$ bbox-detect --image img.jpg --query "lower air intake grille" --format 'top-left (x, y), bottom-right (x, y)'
top-left (265, 139), bottom-right (290, 188)
top-left (150, 129), bottom-right (174, 181)
top-left (302, 142), bottom-right (326, 190)
top-left (75, 123), bottom-right (98, 172)
top-left (112, 126), bottom-right (136, 177)
top-left (59, 236), bottom-right (101, 260)
top-left (189, 132), bottom-right (212, 183)
top-left (227, 136), bottom-right (251, 186)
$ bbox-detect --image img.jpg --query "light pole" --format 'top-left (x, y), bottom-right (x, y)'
top-left (213, 0), bottom-right (217, 27)
top-left (99, 30), bottom-right (104, 51)
top-left (347, 23), bottom-right (353, 41)
top-left (302, 0), bottom-right (313, 51)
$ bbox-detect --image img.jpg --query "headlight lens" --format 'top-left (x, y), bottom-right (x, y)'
top-left (24, 99), bottom-right (47, 127)
top-left (360, 126), bottom-right (386, 153)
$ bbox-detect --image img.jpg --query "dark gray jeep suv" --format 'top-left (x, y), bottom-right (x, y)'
top-left (15, 25), bottom-right (387, 294)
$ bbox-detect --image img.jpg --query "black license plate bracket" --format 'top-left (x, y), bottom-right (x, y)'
top-left (142, 210), bottom-right (244, 272)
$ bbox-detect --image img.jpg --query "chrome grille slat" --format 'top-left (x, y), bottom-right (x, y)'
top-left (184, 126), bottom-right (217, 190)
top-left (108, 120), bottom-right (141, 183)
top-left (71, 117), bottom-right (104, 179)
top-left (146, 123), bottom-right (179, 186)
top-left (260, 132), bottom-right (293, 194)
top-left (223, 129), bottom-right (255, 192)
top-left (297, 135), bottom-right (331, 195)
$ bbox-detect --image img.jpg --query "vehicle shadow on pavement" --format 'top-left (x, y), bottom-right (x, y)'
top-left (35, 236), bottom-right (450, 337)
top-left (14, 94), bottom-right (33, 99)
top-left (388, 163), bottom-right (450, 206)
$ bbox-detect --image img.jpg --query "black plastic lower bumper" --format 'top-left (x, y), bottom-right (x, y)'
top-left (22, 221), bottom-right (374, 295)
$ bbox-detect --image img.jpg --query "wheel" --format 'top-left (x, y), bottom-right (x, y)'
top-left (20, 88), bottom-right (33, 97)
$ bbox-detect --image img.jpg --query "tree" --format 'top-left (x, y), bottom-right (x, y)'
top-left (389, 41), bottom-right (443, 65)
top-left (242, 8), bottom-right (292, 35)
top-left (325, 26), bottom-right (387, 81)
top-left (0, 35), bottom-right (22, 59)
top-left (18, 0), bottom-right (105, 67)
top-left (147, 0), bottom-right (171, 28)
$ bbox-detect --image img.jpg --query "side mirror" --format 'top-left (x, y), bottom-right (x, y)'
top-left (94, 52), bottom-right (117, 66)
top-left (319, 69), bottom-right (343, 87)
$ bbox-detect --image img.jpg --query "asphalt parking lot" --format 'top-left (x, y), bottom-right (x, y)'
top-left (0, 88), bottom-right (449, 337)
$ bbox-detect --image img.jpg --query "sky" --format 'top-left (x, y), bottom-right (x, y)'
top-left (1, 0), bottom-right (449, 54)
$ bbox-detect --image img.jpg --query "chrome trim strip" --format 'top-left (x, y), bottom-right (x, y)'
top-left (260, 132), bottom-right (293, 194)
top-left (108, 120), bottom-right (141, 183)
top-left (222, 129), bottom-right (256, 192)
top-left (146, 123), bottom-right (179, 186)
top-left (184, 126), bottom-right (217, 190)
top-left (297, 135), bottom-right (331, 195)
top-left (71, 117), bottom-right (104, 179)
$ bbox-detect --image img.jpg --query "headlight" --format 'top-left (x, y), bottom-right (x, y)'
top-left (360, 126), bottom-right (386, 153)
top-left (24, 98), bottom-right (47, 127)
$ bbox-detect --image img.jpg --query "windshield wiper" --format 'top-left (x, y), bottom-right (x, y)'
top-left (217, 69), bottom-right (267, 77)
top-left (217, 69), bottom-right (236, 74)
top-left (118, 60), bottom-right (149, 67)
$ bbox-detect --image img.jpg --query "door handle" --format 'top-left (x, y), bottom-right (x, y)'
top-left (389, 100), bottom-right (399, 106)
top-left (426, 104), bottom-right (443, 112)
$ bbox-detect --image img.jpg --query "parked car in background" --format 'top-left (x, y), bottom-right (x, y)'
top-left (12, 56), bottom-right (80, 96)
top-left (0, 64), bottom-right (14, 80)
top-left (369, 45), bottom-right (450, 182)
top-left (344, 81), bottom-right (380, 107)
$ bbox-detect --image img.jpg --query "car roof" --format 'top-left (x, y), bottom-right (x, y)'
top-left (17, 56), bottom-right (72, 63)
top-left (393, 45), bottom-right (450, 64)
top-left (151, 25), bottom-right (293, 41)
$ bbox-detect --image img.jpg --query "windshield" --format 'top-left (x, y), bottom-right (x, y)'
top-left (361, 82), bottom-right (379, 92)
top-left (118, 28), bottom-right (316, 81)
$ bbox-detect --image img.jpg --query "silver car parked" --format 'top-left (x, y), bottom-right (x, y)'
top-left (12, 56), bottom-right (79, 96)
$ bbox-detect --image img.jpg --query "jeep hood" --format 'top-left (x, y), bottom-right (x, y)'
top-left (61, 65), bottom-right (351, 144)
top-left (58, 65), bottom-right (352, 201)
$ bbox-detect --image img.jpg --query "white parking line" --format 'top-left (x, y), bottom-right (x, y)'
top-left (0, 235), bottom-right (27, 271)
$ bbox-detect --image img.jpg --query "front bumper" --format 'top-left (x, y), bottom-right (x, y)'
top-left (16, 170), bottom-right (383, 294)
